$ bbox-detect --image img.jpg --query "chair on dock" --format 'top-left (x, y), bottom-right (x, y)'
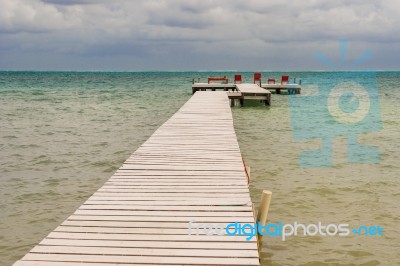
top-left (208, 76), bottom-right (229, 84)
top-left (234, 74), bottom-right (242, 84)
top-left (281, 75), bottom-right (289, 85)
top-left (267, 78), bottom-right (276, 84)
top-left (254, 72), bottom-right (261, 85)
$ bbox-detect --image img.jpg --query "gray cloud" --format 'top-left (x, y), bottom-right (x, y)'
top-left (41, 0), bottom-right (93, 5)
top-left (0, 0), bottom-right (399, 70)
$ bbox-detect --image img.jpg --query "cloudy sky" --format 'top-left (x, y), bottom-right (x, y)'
top-left (1, 0), bottom-right (399, 71)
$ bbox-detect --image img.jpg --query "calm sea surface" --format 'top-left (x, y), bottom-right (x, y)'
top-left (0, 72), bottom-right (399, 265)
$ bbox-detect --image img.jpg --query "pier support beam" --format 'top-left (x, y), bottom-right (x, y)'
top-left (257, 190), bottom-right (272, 254)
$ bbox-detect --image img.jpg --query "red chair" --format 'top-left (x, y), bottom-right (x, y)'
top-left (254, 72), bottom-right (261, 85)
top-left (208, 76), bottom-right (228, 84)
top-left (234, 74), bottom-right (242, 84)
top-left (281, 75), bottom-right (289, 85)
top-left (267, 78), bottom-right (276, 84)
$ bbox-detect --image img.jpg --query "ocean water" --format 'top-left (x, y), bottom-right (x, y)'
top-left (0, 71), bottom-right (399, 265)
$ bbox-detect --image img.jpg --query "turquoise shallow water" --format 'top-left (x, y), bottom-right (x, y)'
top-left (0, 71), bottom-right (399, 265)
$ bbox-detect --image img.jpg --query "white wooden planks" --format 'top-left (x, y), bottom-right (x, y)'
top-left (235, 84), bottom-right (271, 95)
top-left (261, 84), bottom-right (301, 89)
top-left (14, 91), bottom-right (259, 266)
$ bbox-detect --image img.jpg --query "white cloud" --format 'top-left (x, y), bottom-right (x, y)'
top-left (0, 0), bottom-right (399, 70)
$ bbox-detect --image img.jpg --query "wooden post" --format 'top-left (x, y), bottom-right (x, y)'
top-left (265, 95), bottom-right (271, 106)
top-left (245, 165), bottom-right (250, 184)
top-left (257, 190), bottom-right (272, 254)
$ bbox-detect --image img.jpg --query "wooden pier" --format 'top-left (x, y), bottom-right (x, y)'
top-left (235, 84), bottom-right (272, 106)
top-left (192, 83), bottom-right (272, 106)
top-left (191, 83), bottom-right (236, 93)
top-left (14, 91), bottom-right (260, 266)
top-left (261, 84), bottom-right (301, 94)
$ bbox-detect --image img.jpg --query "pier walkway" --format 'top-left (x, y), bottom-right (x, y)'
top-left (192, 82), bottom-right (301, 98)
top-left (14, 91), bottom-right (260, 266)
top-left (261, 84), bottom-right (301, 94)
top-left (192, 83), bottom-right (272, 106)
